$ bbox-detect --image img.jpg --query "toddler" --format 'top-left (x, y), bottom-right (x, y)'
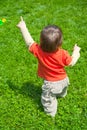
top-left (17, 17), bottom-right (81, 117)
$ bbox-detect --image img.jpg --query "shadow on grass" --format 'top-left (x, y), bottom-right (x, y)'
top-left (7, 80), bottom-right (43, 111)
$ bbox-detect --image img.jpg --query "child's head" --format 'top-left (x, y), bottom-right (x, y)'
top-left (40, 25), bottom-right (62, 53)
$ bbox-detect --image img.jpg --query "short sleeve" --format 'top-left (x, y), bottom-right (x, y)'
top-left (29, 43), bottom-right (39, 57)
top-left (62, 50), bottom-right (72, 66)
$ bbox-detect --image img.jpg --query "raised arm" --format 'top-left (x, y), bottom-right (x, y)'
top-left (69, 44), bottom-right (81, 66)
top-left (17, 16), bottom-right (34, 47)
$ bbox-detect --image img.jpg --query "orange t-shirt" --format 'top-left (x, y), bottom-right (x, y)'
top-left (29, 43), bottom-right (72, 81)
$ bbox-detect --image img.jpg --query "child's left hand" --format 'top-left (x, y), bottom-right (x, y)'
top-left (73, 44), bottom-right (81, 52)
top-left (17, 16), bottom-right (26, 29)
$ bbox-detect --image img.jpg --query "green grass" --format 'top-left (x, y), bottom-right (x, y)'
top-left (0, 0), bottom-right (87, 129)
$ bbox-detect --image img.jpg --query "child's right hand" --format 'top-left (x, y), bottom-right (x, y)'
top-left (17, 16), bottom-right (26, 29)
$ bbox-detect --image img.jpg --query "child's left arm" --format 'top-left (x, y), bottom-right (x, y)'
top-left (69, 44), bottom-right (81, 66)
top-left (17, 16), bottom-right (34, 47)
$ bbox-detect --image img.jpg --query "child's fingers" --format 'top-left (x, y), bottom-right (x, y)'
top-left (74, 44), bottom-right (81, 51)
top-left (75, 44), bottom-right (77, 47)
top-left (20, 16), bottom-right (23, 21)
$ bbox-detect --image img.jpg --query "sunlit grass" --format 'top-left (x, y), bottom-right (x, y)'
top-left (0, 0), bottom-right (87, 129)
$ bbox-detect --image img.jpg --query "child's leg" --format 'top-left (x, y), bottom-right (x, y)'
top-left (41, 77), bottom-right (70, 117)
top-left (57, 77), bottom-right (70, 98)
top-left (57, 86), bottom-right (67, 98)
top-left (50, 77), bottom-right (69, 97)
top-left (41, 81), bottom-right (57, 117)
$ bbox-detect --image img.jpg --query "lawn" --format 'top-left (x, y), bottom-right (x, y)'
top-left (0, 0), bottom-right (87, 129)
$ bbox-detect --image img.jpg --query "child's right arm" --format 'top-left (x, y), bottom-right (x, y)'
top-left (17, 16), bottom-right (34, 47)
top-left (69, 44), bottom-right (81, 66)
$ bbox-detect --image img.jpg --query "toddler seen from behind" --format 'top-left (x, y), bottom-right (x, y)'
top-left (17, 17), bottom-right (81, 117)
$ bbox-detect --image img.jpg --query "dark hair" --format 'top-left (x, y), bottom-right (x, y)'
top-left (40, 25), bottom-right (62, 53)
